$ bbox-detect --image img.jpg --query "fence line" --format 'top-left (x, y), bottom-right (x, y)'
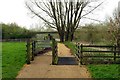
top-left (26, 38), bottom-right (51, 64)
top-left (26, 36), bottom-right (58, 65)
top-left (1, 39), bottom-right (28, 42)
top-left (76, 43), bottom-right (120, 64)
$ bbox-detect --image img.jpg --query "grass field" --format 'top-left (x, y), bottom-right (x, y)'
top-left (0, 42), bottom-right (2, 78)
top-left (2, 42), bottom-right (26, 78)
top-left (88, 64), bottom-right (120, 78)
top-left (64, 41), bottom-right (120, 78)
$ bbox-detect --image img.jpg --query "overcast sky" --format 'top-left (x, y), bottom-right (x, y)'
top-left (0, 0), bottom-right (120, 29)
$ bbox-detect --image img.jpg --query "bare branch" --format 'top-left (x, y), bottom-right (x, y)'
top-left (83, 17), bottom-right (104, 23)
top-left (81, 1), bottom-right (104, 17)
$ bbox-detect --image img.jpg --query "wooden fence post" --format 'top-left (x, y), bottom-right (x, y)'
top-left (33, 41), bottom-right (37, 56)
top-left (52, 38), bottom-right (55, 64)
top-left (75, 43), bottom-right (77, 54)
top-left (55, 40), bottom-right (58, 63)
top-left (114, 45), bottom-right (116, 62)
top-left (80, 44), bottom-right (83, 65)
top-left (52, 38), bottom-right (58, 65)
top-left (77, 43), bottom-right (80, 58)
top-left (31, 41), bottom-right (35, 61)
top-left (75, 43), bottom-right (78, 54)
top-left (26, 39), bottom-right (31, 64)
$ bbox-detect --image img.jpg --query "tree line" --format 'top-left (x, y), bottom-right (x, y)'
top-left (74, 23), bottom-right (112, 44)
top-left (1, 23), bottom-right (35, 39)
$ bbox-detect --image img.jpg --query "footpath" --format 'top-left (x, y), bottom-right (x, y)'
top-left (16, 43), bottom-right (91, 78)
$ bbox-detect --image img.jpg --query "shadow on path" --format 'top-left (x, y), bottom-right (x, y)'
top-left (58, 57), bottom-right (78, 65)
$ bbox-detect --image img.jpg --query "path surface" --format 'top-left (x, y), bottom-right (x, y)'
top-left (16, 43), bottom-right (91, 78)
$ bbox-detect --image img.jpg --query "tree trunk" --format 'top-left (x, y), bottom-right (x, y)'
top-left (59, 33), bottom-right (64, 42)
top-left (65, 29), bottom-right (75, 42)
top-left (65, 30), bottom-right (69, 41)
top-left (60, 36), bottom-right (64, 42)
top-left (70, 33), bottom-right (74, 41)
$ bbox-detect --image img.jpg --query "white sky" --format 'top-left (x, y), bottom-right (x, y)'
top-left (0, 0), bottom-right (120, 29)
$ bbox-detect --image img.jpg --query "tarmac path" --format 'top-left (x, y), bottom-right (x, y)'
top-left (16, 43), bottom-right (91, 78)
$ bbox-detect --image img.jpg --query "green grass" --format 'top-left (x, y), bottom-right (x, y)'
top-left (0, 42), bottom-right (2, 79)
top-left (88, 64), bottom-right (120, 78)
top-left (64, 41), bottom-right (120, 78)
top-left (2, 42), bottom-right (26, 78)
top-left (64, 41), bottom-right (76, 55)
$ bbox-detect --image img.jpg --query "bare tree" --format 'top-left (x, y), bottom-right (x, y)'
top-left (108, 9), bottom-right (120, 48)
top-left (25, 0), bottom-right (103, 42)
